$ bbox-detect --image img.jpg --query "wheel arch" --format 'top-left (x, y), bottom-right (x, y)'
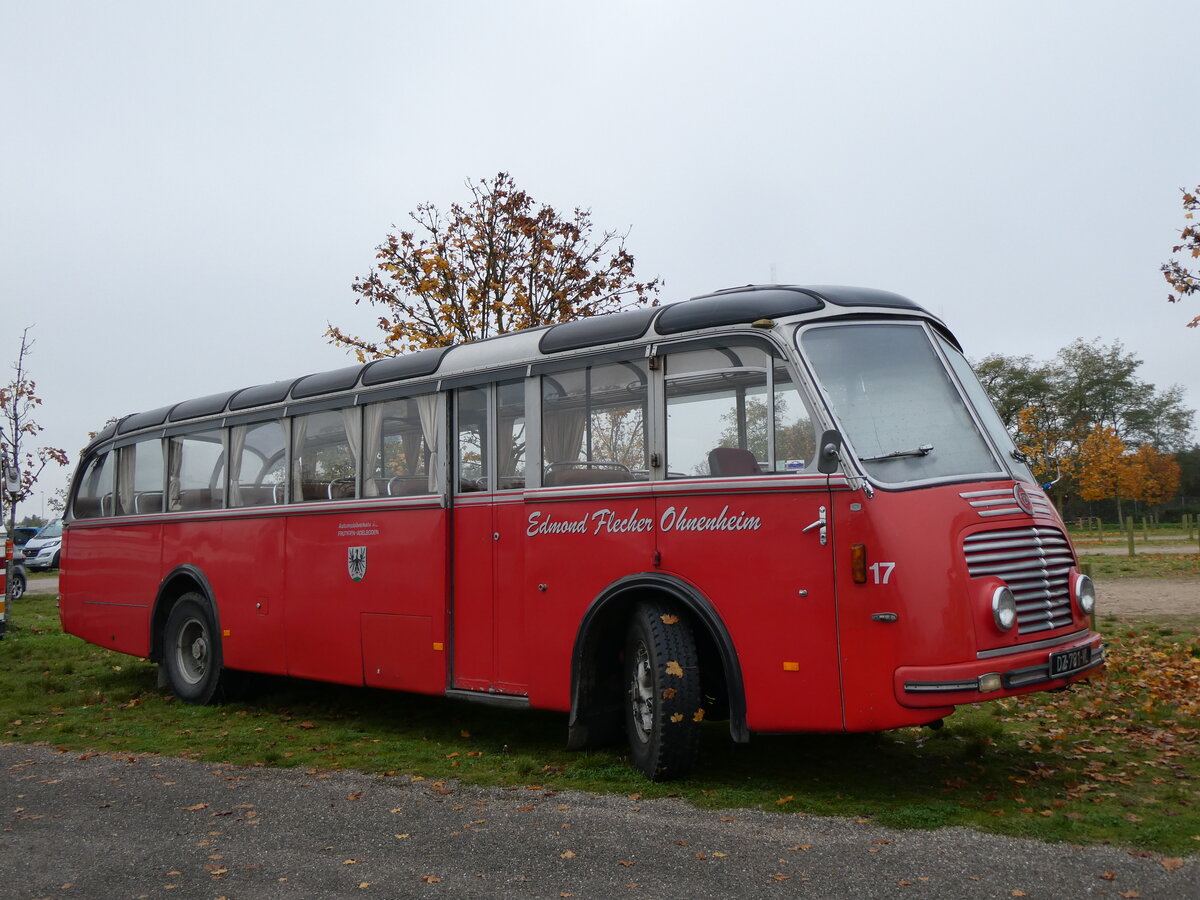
top-left (150, 564), bottom-right (220, 664)
top-left (566, 572), bottom-right (748, 751)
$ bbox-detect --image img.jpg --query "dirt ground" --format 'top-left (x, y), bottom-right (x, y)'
top-left (1092, 578), bottom-right (1200, 619)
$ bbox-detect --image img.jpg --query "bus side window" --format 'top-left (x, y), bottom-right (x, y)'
top-left (115, 439), bottom-right (165, 515)
top-left (664, 345), bottom-right (817, 477)
top-left (456, 387), bottom-right (489, 491)
top-left (168, 429), bottom-right (225, 510)
top-left (72, 451), bottom-right (114, 519)
top-left (541, 360), bottom-right (647, 486)
top-left (292, 409), bottom-right (359, 502)
top-left (364, 395), bottom-right (438, 496)
top-left (228, 421), bottom-right (287, 506)
top-left (496, 379), bottom-right (526, 491)
top-left (773, 362), bottom-right (818, 473)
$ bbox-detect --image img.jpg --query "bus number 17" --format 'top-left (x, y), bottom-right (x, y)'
top-left (869, 562), bottom-right (896, 585)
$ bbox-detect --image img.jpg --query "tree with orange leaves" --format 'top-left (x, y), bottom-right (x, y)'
top-left (1075, 425), bottom-right (1129, 519)
top-left (1121, 443), bottom-right (1182, 509)
top-left (1161, 185), bottom-right (1200, 328)
top-left (328, 173), bottom-right (660, 358)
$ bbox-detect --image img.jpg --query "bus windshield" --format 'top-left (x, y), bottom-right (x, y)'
top-left (800, 323), bottom-right (1005, 485)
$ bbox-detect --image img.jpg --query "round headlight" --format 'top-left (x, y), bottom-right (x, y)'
top-left (1074, 573), bottom-right (1096, 615)
top-left (992, 586), bottom-right (1017, 632)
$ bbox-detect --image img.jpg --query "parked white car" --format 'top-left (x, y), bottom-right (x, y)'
top-left (22, 518), bottom-right (63, 571)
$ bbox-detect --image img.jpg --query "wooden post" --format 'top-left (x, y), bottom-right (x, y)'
top-left (1142, 516), bottom-right (1149, 542)
top-left (1126, 516), bottom-right (1135, 557)
top-left (1097, 517), bottom-right (1103, 542)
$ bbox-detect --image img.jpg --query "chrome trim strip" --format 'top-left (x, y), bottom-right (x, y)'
top-left (904, 678), bottom-right (980, 693)
top-left (523, 475), bottom-right (833, 502)
top-left (68, 496), bottom-right (446, 528)
top-left (976, 628), bottom-right (1091, 659)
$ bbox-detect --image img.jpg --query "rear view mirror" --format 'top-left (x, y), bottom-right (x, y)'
top-left (817, 429), bottom-right (843, 475)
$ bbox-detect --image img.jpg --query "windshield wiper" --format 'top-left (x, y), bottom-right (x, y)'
top-left (860, 444), bottom-right (934, 462)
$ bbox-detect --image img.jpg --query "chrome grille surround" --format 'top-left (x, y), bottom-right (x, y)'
top-left (963, 525), bottom-right (1075, 635)
top-left (960, 486), bottom-right (1055, 518)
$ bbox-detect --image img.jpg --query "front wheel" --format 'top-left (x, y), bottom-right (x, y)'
top-left (624, 601), bottom-right (702, 780)
top-left (162, 593), bottom-right (230, 704)
top-left (9, 572), bottom-right (25, 601)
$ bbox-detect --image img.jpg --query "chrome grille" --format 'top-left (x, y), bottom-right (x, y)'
top-left (960, 485), bottom-right (1054, 518)
top-left (963, 526), bottom-right (1075, 634)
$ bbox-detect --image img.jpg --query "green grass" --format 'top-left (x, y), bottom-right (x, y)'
top-left (1067, 521), bottom-right (1199, 541)
top-left (2, 595), bottom-right (1198, 855)
top-left (1079, 552), bottom-right (1200, 579)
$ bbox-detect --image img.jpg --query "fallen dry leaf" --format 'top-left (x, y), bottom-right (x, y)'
top-left (1159, 857), bottom-right (1184, 872)
top-left (560, 850), bottom-right (576, 859)
top-left (665, 661), bottom-right (684, 678)
top-left (660, 614), bottom-right (679, 624)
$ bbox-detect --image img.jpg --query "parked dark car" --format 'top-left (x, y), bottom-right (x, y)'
top-left (12, 525), bottom-right (40, 548)
top-left (3, 553), bottom-right (27, 601)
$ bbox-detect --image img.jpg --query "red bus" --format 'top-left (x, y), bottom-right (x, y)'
top-left (60, 285), bottom-right (1103, 779)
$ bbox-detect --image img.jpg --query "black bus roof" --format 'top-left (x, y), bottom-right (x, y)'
top-left (88, 284), bottom-right (944, 449)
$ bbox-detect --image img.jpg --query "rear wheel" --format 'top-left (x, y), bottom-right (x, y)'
top-left (163, 593), bottom-right (229, 704)
top-left (624, 601), bottom-right (702, 780)
top-left (9, 572), bottom-right (25, 601)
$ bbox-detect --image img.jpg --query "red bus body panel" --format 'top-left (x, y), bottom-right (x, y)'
top-left (59, 475), bottom-right (1101, 736)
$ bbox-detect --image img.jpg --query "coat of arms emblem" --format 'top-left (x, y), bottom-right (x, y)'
top-left (347, 546), bottom-right (367, 582)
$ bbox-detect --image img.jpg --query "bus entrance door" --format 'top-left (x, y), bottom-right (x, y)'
top-left (449, 383), bottom-right (529, 697)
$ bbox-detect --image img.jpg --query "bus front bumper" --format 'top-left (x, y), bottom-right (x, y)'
top-left (895, 634), bottom-right (1106, 708)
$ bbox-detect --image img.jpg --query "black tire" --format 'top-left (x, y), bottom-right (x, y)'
top-left (9, 573), bottom-right (25, 601)
top-left (624, 600), bottom-right (702, 780)
top-left (162, 593), bottom-right (229, 704)
top-left (50, 550), bottom-right (60, 569)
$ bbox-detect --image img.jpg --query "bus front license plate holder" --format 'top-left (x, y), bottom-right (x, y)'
top-left (1049, 646), bottom-right (1089, 678)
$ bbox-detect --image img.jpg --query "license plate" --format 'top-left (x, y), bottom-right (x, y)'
top-left (1049, 646), bottom-right (1090, 677)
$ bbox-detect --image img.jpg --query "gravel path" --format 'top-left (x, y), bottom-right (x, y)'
top-left (2, 743), bottom-right (1195, 899)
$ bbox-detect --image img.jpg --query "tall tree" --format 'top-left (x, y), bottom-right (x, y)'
top-left (973, 354), bottom-right (1056, 431)
top-left (2, 328), bottom-right (69, 537)
top-left (1161, 185), bottom-right (1200, 328)
top-left (1015, 405), bottom-right (1072, 487)
top-left (329, 172), bottom-right (661, 358)
top-left (1053, 339), bottom-right (1146, 443)
top-left (1121, 444), bottom-right (1181, 510)
top-left (1075, 425), bottom-right (1129, 520)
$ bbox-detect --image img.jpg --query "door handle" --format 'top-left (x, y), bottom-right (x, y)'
top-left (802, 505), bottom-right (828, 546)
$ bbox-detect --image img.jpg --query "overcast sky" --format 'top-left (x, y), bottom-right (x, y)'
top-left (2, 1), bottom-right (1197, 517)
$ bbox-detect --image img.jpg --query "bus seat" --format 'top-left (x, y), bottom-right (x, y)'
top-left (708, 447), bottom-right (759, 476)
top-left (134, 491), bottom-right (164, 513)
top-left (328, 478), bottom-right (356, 500)
top-left (72, 496), bottom-right (102, 518)
top-left (300, 482), bottom-right (328, 501)
top-left (178, 489), bottom-right (217, 510)
top-left (387, 476), bottom-right (430, 496)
